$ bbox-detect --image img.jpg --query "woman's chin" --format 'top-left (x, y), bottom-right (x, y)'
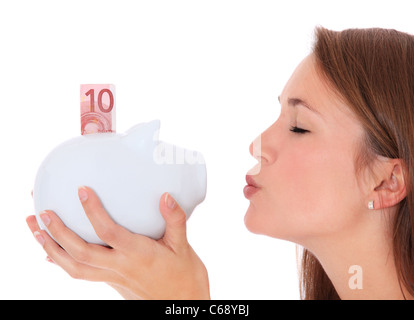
top-left (244, 205), bottom-right (266, 235)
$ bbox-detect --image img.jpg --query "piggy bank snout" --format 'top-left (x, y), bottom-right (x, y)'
top-left (151, 142), bottom-right (207, 215)
top-left (190, 151), bottom-right (207, 204)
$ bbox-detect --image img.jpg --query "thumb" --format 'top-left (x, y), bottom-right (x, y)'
top-left (159, 192), bottom-right (188, 250)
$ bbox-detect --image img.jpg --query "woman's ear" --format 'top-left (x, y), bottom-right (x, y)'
top-left (368, 159), bottom-right (407, 210)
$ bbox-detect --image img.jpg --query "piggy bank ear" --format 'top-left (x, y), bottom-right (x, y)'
top-left (122, 119), bottom-right (160, 152)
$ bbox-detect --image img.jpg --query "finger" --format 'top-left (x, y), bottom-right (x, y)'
top-left (26, 215), bottom-right (41, 234)
top-left (159, 192), bottom-right (188, 251)
top-left (78, 186), bottom-right (137, 249)
top-left (33, 229), bottom-right (121, 283)
top-left (38, 210), bottom-right (116, 269)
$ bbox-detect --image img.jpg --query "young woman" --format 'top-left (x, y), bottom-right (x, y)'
top-left (27, 26), bottom-right (414, 299)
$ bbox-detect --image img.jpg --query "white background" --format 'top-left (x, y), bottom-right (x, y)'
top-left (0, 0), bottom-right (413, 300)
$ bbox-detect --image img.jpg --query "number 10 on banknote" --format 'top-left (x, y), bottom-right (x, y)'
top-left (80, 84), bottom-right (116, 135)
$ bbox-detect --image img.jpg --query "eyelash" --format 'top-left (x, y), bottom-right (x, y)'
top-left (289, 126), bottom-right (309, 134)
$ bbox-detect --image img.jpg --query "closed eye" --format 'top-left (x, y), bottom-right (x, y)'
top-left (290, 126), bottom-right (309, 134)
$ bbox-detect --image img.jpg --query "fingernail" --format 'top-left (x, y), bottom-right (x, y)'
top-left (46, 256), bottom-right (55, 264)
top-left (78, 186), bottom-right (88, 202)
top-left (40, 211), bottom-right (51, 226)
top-left (165, 193), bottom-right (176, 210)
top-left (34, 231), bottom-right (45, 246)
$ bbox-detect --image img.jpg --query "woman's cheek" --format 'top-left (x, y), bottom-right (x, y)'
top-left (272, 146), bottom-right (347, 237)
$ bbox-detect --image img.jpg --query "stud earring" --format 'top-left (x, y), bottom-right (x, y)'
top-left (368, 201), bottom-right (374, 210)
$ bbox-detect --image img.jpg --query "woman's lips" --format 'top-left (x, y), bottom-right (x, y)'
top-left (243, 175), bottom-right (260, 199)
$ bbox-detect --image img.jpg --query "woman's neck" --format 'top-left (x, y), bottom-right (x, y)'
top-left (302, 211), bottom-right (412, 300)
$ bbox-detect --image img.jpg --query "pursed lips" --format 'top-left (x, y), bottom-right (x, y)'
top-left (244, 175), bottom-right (261, 199)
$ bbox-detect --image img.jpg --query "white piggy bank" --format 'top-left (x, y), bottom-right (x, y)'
top-left (33, 120), bottom-right (206, 245)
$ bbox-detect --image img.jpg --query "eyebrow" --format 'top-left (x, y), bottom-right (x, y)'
top-left (278, 96), bottom-right (322, 116)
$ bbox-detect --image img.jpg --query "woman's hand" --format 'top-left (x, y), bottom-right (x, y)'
top-left (26, 186), bottom-right (210, 300)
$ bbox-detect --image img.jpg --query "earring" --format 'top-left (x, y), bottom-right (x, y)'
top-left (368, 201), bottom-right (374, 210)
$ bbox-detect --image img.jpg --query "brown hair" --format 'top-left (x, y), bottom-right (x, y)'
top-left (299, 27), bottom-right (414, 300)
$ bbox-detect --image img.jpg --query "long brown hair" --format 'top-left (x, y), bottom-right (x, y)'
top-left (299, 27), bottom-right (414, 300)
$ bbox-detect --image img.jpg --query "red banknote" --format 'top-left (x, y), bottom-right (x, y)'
top-left (80, 84), bottom-right (116, 135)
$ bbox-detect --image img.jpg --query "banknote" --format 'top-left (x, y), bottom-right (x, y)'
top-left (80, 84), bottom-right (116, 135)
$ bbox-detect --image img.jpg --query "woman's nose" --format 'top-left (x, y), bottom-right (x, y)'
top-left (249, 135), bottom-right (262, 161)
top-left (248, 135), bottom-right (262, 175)
top-left (249, 123), bottom-right (278, 166)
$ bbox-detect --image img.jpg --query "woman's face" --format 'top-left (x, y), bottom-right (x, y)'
top-left (244, 54), bottom-right (368, 244)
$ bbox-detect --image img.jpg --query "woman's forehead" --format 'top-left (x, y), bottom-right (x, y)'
top-left (280, 54), bottom-right (359, 122)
